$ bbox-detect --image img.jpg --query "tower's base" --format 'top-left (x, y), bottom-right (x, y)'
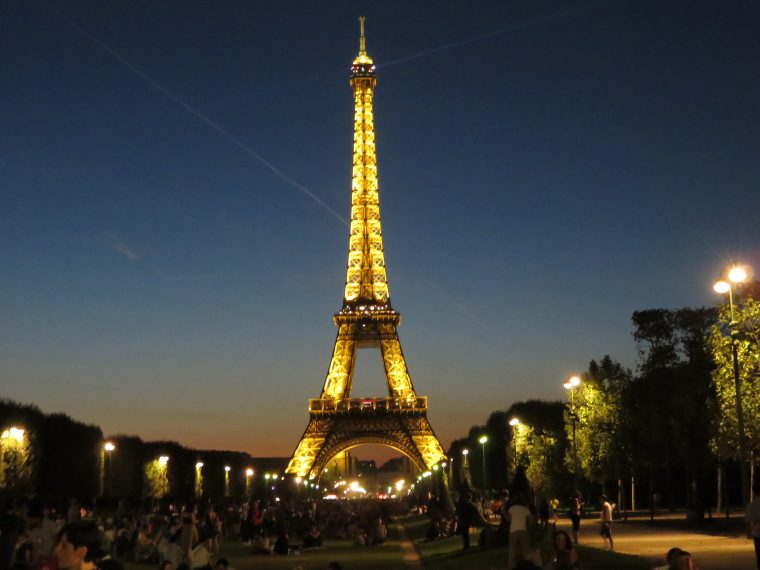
top-left (286, 397), bottom-right (445, 479)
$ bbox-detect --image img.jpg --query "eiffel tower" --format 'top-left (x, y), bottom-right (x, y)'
top-left (286, 18), bottom-right (446, 480)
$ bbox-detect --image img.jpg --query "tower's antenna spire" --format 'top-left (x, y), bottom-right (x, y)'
top-left (359, 16), bottom-right (366, 53)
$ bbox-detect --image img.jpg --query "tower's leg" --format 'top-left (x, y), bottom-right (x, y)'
top-left (379, 323), bottom-right (416, 398)
top-left (286, 416), bottom-right (334, 478)
top-left (321, 324), bottom-right (358, 400)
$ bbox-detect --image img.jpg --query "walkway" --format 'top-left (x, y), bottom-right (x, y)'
top-left (556, 515), bottom-right (756, 570)
top-left (394, 519), bottom-right (424, 567)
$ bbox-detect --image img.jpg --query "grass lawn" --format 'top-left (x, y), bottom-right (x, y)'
top-left (400, 515), bottom-right (649, 570)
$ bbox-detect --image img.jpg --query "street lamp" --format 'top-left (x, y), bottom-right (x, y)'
top-left (103, 442), bottom-right (115, 496)
top-left (245, 468), bottom-right (254, 496)
top-left (508, 418), bottom-right (520, 479)
top-left (478, 435), bottom-right (488, 490)
top-left (564, 375), bottom-right (581, 493)
top-left (714, 262), bottom-right (751, 506)
top-left (195, 462), bottom-right (204, 498)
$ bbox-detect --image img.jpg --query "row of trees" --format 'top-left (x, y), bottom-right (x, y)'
top-left (447, 285), bottom-right (760, 518)
top-left (0, 400), bottom-right (287, 502)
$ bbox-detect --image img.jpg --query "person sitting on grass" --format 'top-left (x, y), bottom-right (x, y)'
top-left (273, 530), bottom-right (289, 556)
top-left (303, 526), bottom-right (322, 548)
top-left (671, 550), bottom-right (700, 570)
top-left (53, 520), bottom-right (124, 570)
top-left (547, 530), bottom-right (580, 569)
top-left (652, 547), bottom-right (685, 570)
top-left (250, 532), bottom-right (271, 555)
top-left (213, 557), bottom-right (235, 570)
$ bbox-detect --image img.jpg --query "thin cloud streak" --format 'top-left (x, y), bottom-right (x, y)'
top-left (42, 2), bottom-right (348, 227)
top-left (379, 0), bottom-right (623, 69)
top-left (112, 241), bottom-right (141, 262)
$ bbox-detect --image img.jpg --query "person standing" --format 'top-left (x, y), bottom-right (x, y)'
top-left (747, 481), bottom-right (760, 570)
top-left (599, 495), bottom-right (613, 551)
top-left (506, 494), bottom-right (532, 570)
top-left (568, 492), bottom-right (583, 544)
top-left (455, 492), bottom-right (488, 551)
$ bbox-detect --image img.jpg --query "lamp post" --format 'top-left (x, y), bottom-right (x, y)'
top-left (508, 418), bottom-right (520, 480)
top-left (1, 427), bottom-right (26, 493)
top-left (478, 435), bottom-right (488, 490)
top-left (195, 462), bottom-right (204, 498)
top-left (245, 468), bottom-right (254, 496)
top-left (714, 263), bottom-right (751, 506)
top-left (564, 375), bottom-right (581, 493)
top-left (422, 470), bottom-right (432, 496)
top-left (103, 442), bottom-right (115, 496)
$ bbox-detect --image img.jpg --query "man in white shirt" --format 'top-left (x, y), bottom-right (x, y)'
top-left (599, 495), bottom-right (613, 551)
top-left (506, 495), bottom-right (532, 570)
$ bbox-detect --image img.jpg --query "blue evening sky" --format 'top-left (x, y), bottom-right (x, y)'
top-left (1, 0), bottom-right (759, 459)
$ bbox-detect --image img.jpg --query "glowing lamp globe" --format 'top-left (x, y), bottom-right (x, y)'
top-left (714, 280), bottom-right (731, 294)
top-left (728, 266), bottom-right (748, 283)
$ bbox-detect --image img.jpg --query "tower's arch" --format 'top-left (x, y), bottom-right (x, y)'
top-left (312, 436), bottom-right (426, 481)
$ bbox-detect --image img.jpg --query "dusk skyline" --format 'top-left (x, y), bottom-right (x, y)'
top-left (2, 1), bottom-right (759, 461)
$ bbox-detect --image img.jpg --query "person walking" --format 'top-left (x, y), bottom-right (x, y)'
top-left (598, 495), bottom-right (613, 551)
top-left (568, 492), bottom-right (583, 544)
top-left (747, 481), bottom-right (760, 570)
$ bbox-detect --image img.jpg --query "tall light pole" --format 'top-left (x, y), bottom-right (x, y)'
top-left (479, 435), bottom-right (488, 490)
top-left (564, 375), bottom-right (581, 493)
top-left (714, 263), bottom-right (751, 506)
top-left (461, 448), bottom-right (470, 486)
top-left (245, 468), bottom-right (254, 497)
top-left (104, 442), bottom-right (115, 496)
top-left (195, 462), bottom-right (204, 498)
top-left (508, 418), bottom-right (520, 480)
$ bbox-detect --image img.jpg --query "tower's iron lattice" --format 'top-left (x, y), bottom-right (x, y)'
top-left (286, 19), bottom-right (446, 479)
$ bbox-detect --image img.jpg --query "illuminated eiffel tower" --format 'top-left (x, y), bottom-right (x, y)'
top-left (286, 18), bottom-right (446, 479)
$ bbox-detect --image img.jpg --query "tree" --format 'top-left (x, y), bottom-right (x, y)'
top-left (507, 400), bottom-right (568, 500)
top-left (513, 423), bottom-right (558, 498)
top-left (565, 356), bottom-right (630, 488)
top-left (709, 297), bottom-right (760, 463)
top-left (628, 308), bottom-right (717, 513)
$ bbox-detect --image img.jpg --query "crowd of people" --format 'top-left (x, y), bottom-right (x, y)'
top-left (0, 495), bottom-right (392, 570)
top-left (1, 481), bottom-right (758, 570)
top-left (419, 486), bottom-right (736, 570)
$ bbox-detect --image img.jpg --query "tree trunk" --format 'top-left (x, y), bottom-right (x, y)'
top-left (717, 463), bottom-right (722, 513)
top-left (617, 478), bottom-right (624, 520)
top-left (725, 462), bottom-right (730, 520)
top-left (649, 472), bottom-right (655, 522)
